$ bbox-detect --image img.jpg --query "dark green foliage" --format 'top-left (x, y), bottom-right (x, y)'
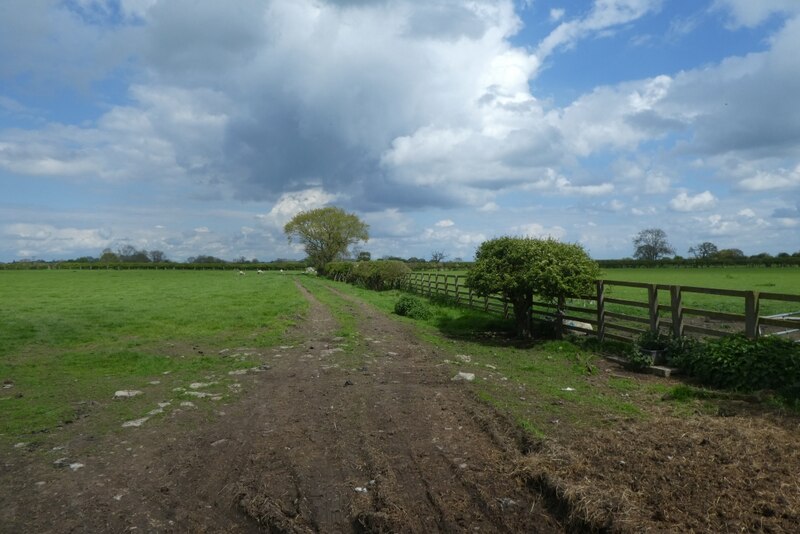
top-left (325, 260), bottom-right (410, 290)
top-left (326, 261), bottom-right (355, 282)
top-left (670, 334), bottom-right (800, 398)
top-left (394, 295), bottom-right (432, 320)
top-left (353, 261), bottom-right (410, 290)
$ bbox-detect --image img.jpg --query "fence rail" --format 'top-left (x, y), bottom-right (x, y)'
top-left (402, 273), bottom-right (800, 343)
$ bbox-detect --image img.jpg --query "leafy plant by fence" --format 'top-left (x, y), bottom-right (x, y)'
top-left (402, 272), bottom-right (800, 343)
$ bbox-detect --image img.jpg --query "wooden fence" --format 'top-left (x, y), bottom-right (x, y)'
top-left (402, 273), bottom-right (800, 342)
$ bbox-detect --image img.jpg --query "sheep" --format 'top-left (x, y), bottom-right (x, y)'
top-left (564, 319), bottom-right (593, 335)
top-left (257, 269), bottom-right (264, 274)
top-left (238, 270), bottom-right (245, 275)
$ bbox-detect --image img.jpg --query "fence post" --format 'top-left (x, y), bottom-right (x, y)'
top-left (555, 295), bottom-right (565, 340)
top-left (647, 284), bottom-right (659, 333)
top-left (468, 286), bottom-right (474, 309)
top-left (670, 285), bottom-right (684, 338)
top-left (596, 280), bottom-right (605, 342)
top-left (745, 291), bottom-right (760, 338)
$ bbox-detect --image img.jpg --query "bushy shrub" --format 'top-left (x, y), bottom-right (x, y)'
top-left (325, 260), bottom-right (410, 290)
top-left (394, 295), bottom-right (432, 320)
top-left (671, 334), bottom-right (800, 397)
top-left (326, 261), bottom-right (355, 282)
top-left (352, 260), bottom-right (410, 290)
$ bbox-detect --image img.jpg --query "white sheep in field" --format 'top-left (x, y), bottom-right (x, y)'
top-left (238, 270), bottom-right (245, 275)
top-left (257, 269), bottom-right (264, 274)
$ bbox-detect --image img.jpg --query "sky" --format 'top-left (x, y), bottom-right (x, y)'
top-left (1, 0), bottom-right (799, 262)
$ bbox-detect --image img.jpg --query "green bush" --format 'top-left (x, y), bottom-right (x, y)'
top-left (671, 334), bottom-right (800, 397)
top-left (394, 296), bottom-right (432, 320)
top-left (326, 261), bottom-right (355, 282)
top-left (352, 260), bottom-right (410, 290)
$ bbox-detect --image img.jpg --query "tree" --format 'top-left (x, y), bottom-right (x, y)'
top-left (466, 237), bottom-right (599, 339)
top-left (688, 242), bottom-right (718, 259)
top-left (100, 248), bottom-right (119, 263)
top-left (430, 251), bottom-right (447, 263)
top-left (148, 250), bottom-right (167, 263)
top-left (356, 251), bottom-right (372, 262)
top-left (284, 207), bottom-right (369, 273)
top-left (716, 248), bottom-right (745, 260)
top-left (633, 228), bottom-right (674, 261)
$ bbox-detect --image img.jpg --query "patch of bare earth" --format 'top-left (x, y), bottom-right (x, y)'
top-left (0, 281), bottom-right (562, 532)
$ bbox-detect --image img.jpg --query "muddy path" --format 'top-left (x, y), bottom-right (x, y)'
top-left (1, 280), bottom-right (562, 533)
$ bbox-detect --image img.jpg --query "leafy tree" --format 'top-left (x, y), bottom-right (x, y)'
top-left (100, 248), bottom-right (119, 263)
top-left (284, 207), bottom-right (369, 273)
top-left (186, 255), bottom-right (226, 264)
top-left (357, 251), bottom-right (372, 262)
top-left (716, 248), bottom-right (745, 260)
top-left (633, 228), bottom-right (674, 261)
top-left (688, 242), bottom-right (718, 259)
top-left (466, 237), bottom-right (599, 339)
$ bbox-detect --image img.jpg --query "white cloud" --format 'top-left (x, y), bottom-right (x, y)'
top-left (669, 190), bottom-right (717, 212)
top-left (3, 223), bottom-right (112, 256)
top-left (256, 188), bottom-right (339, 228)
top-left (512, 223), bottom-right (567, 240)
top-left (536, 0), bottom-right (661, 60)
top-left (550, 8), bottom-right (565, 22)
top-left (435, 219), bottom-right (455, 228)
top-left (713, 0), bottom-right (800, 28)
top-left (738, 208), bottom-right (756, 218)
top-left (738, 165), bottom-right (800, 191)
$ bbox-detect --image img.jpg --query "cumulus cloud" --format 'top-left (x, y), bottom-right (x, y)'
top-left (511, 223), bottom-right (567, 240)
top-left (738, 164), bottom-right (800, 191)
top-left (256, 188), bottom-right (339, 228)
top-left (3, 223), bottom-right (112, 256)
top-left (669, 190), bottom-right (717, 212)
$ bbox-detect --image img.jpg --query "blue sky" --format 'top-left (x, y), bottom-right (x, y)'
top-left (1, 0), bottom-right (799, 262)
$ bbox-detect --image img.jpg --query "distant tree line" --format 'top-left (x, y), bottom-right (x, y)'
top-left (626, 228), bottom-right (800, 267)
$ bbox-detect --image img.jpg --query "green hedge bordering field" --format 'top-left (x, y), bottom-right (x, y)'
top-left (326, 260), bottom-right (410, 290)
top-left (667, 335), bottom-right (800, 400)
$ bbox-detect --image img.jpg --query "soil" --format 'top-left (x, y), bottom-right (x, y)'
top-left (2, 280), bottom-right (799, 532)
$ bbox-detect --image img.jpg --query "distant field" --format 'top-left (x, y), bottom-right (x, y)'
top-left (601, 266), bottom-right (800, 294)
top-left (424, 266), bottom-right (800, 316)
top-left (600, 267), bottom-right (800, 317)
top-left (0, 270), bottom-right (305, 442)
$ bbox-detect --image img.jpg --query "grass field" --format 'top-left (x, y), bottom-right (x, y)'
top-left (0, 270), bottom-right (305, 443)
top-left (2, 268), bottom-right (794, 449)
top-left (425, 266), bottom-right (800, 316)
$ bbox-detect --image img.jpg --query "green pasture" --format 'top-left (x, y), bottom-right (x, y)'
top-left (600, 267), bottom-right (800, 317)
top-left (0, 270), bottom-right (305, 444)
top-left (423, 266), bottom-right (800, 316)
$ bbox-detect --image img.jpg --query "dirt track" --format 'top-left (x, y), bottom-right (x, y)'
top-left (1, 281), bottom-right (564, 532)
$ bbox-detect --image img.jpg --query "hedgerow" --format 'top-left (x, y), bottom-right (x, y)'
top-left (668, 334), bottom-right (800, 399)
top-left (325, 260), bottom-right (410, 291)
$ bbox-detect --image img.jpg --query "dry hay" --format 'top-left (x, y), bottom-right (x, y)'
top-left (522, 414), bottom-right (800, 532)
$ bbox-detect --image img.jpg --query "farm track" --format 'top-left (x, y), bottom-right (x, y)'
top-left (1, 279), bottom-right (563, 532)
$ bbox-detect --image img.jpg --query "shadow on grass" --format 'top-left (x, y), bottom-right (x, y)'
top-left (429, 306), bottom-right (558, 350)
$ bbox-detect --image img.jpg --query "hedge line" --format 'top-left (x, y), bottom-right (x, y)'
top-left (325, 260), bottom-right (410, 290)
